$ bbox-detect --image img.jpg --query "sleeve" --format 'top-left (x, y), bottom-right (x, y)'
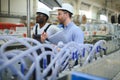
top-left (47, 25), bottom-right (61, 37)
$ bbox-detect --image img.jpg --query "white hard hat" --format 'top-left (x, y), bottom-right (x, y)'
top-left (59, 3), bottom-right (74, 14)
top-left (36, 8), bottom-right (50, 17)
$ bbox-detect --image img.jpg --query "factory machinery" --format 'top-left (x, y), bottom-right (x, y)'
top-left (0, 35), bottom-right (109, 80)
top-left (0, 24), bottom-right (120, 80)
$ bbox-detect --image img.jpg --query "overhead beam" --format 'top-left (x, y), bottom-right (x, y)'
top-left (81, 0), bottom-right (118, 13)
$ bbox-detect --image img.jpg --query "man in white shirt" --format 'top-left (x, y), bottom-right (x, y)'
top-left (32, 8), bottom-right (60, 43)
top-left (32, 8), bottom-right (60, 79)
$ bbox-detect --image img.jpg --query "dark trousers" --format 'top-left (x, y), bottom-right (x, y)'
top-left (33, 48), bottom-right (52, 80)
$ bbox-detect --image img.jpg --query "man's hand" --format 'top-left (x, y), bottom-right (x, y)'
top-left (41, 32), bottom-right (48, 43)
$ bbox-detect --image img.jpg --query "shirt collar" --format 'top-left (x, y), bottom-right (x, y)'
top-left (64, 22), bottom-right (73, 30)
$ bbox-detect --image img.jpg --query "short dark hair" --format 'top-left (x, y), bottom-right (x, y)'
top-left (62, 10), bottom-right (72, 18)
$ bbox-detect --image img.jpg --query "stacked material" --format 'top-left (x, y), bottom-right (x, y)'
top-left (76, 49), bottom-right (120, 80)
top-left (0, 36), bottom-right (107, 80)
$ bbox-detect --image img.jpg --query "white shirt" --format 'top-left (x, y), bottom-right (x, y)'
top-left (32, 23), bottom-right (60, 38)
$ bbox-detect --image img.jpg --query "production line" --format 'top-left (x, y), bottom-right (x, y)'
top-left (0, 24), bottom-right (120, 80)
top-left (0, 0), bottom-right (120, 80)
top-left (0, 36), bottom-right (108, 80)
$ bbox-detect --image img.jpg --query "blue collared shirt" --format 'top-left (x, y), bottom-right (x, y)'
top-left (60, 22), bottom-right (84, 43)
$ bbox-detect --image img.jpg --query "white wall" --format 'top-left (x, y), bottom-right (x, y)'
top-left (0, 0), bottom-right (36, 23)
top-left (92, 6), bottom-right (99, 20)
top-left (11, 0), bottom-right (27, 15)
top-left (1, 0), bottom-right (34, 16)
top-left (1, 0), bottom-right (8, 13)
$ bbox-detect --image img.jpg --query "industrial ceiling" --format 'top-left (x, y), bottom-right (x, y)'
top-left (64, 0), bottom-right (120, 12)
top-left (39, 0), bottom-right (120, 12)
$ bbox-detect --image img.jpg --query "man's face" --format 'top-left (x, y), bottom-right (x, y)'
top-left (36, 13), bottom-right (47, 24)
top-left (57, 10), bottom-right (67, 24)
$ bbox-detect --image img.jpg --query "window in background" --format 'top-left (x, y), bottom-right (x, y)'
top-left (100, 14), bottom-right (108, 22)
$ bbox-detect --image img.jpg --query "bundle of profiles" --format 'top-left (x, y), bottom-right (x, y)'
top-left (0, 36), bottom-right (107, 80)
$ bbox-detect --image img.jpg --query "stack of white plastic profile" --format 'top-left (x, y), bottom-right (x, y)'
top-left (75, 49), bottom-right (120, 80)
top-left (0, 36), bottom-right (109, 80)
